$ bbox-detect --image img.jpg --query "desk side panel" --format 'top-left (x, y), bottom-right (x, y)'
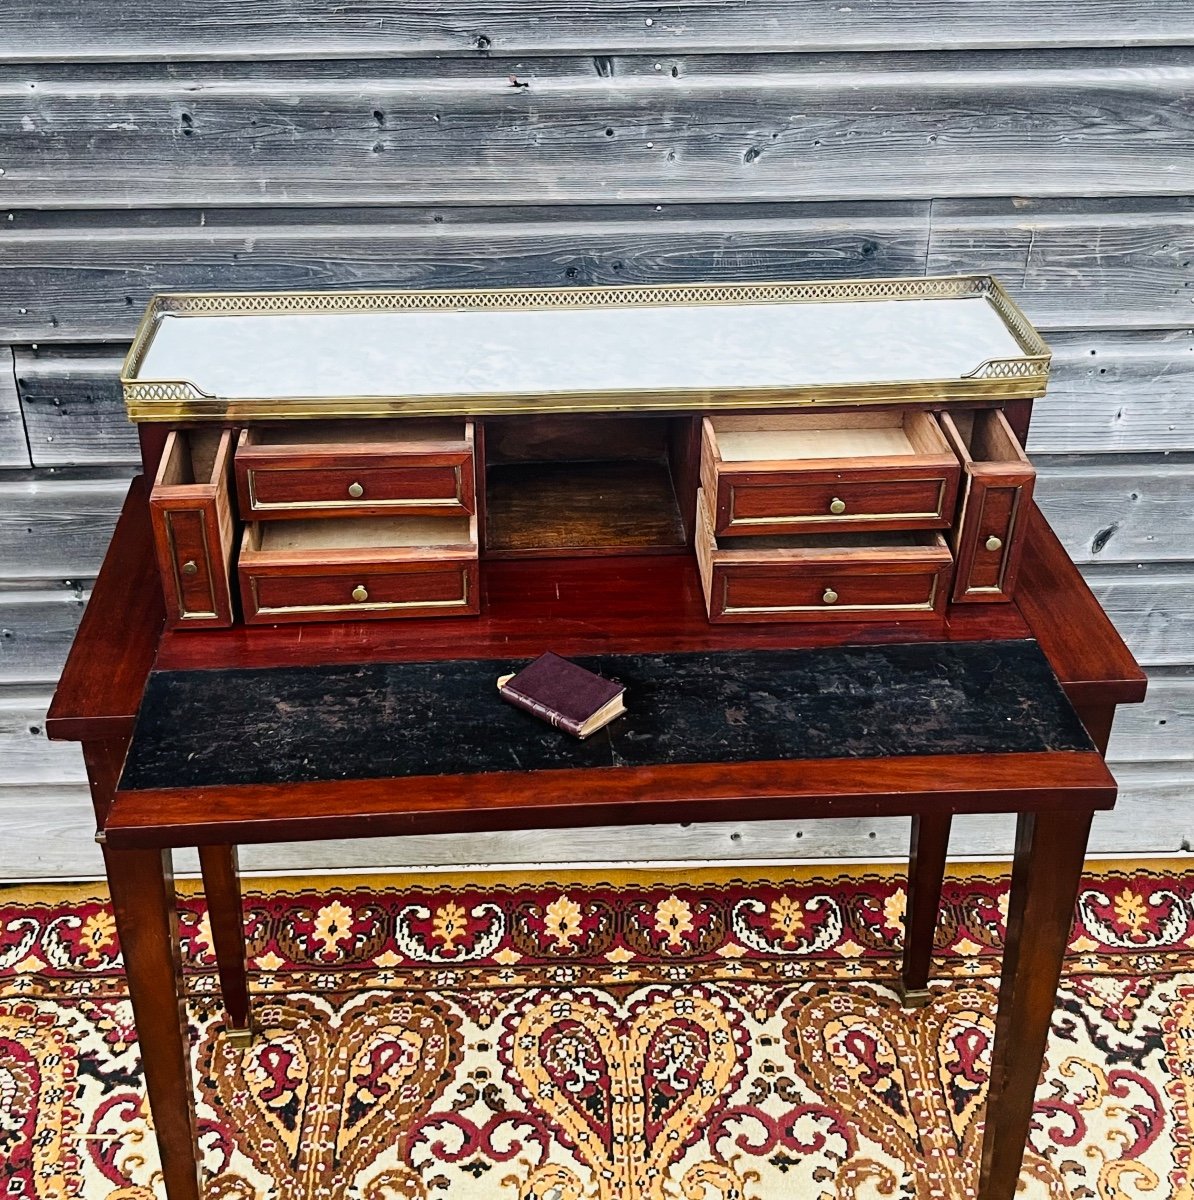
top-left (46, 476), bottom-right (165, 742)
top-left (1016, 503), bottom-right (1147, 708)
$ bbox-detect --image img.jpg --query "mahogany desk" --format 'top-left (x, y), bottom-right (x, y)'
top-left (48, 476), bottom-right (1145, 1200)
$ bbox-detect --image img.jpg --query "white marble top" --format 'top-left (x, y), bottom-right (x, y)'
top-left (136, 297), bottom-right (1026, 400)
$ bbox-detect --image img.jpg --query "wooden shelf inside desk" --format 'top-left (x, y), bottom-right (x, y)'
top-left (484, 459), bottom-right (686, 557)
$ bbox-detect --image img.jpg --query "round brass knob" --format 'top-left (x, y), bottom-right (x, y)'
top-left (985, 535), bottom-right (1004, 552)
top-left (822, 587), bottom-right (839, 605)
top-left (348, 481), bottom-right (365, 499)
top-left (351, 585), bottom-right (369, 603)
top-left (181, 560), bottom-right (198, 576)
top-left (829, 497), bottom-right (847, 515)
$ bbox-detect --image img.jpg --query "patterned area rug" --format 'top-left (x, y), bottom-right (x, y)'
top-left (2, 861), bottom-right (1191, 1200)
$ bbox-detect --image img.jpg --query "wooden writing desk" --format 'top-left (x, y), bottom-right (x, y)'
top-left (48, 477), bottom-right (1143, 1200)
top-left (47, 278), bottom-right (1146, 1200)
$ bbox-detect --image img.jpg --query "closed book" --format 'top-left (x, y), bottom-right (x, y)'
top-left (497, 652), bottom-right (626, 739)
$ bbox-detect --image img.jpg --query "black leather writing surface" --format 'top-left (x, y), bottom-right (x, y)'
top-left (119, 640), bottom-right (1092, 790)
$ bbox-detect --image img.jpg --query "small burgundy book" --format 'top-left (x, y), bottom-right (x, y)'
top-left (497, 651), bottom-right (626, 739)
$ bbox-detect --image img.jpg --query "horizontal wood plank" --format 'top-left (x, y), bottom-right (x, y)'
top-left (2, 51), bottom-right (1192, 208)
top-left (3, 0), bottom-right (1194, 61)
top-left (0, 201), bottom-right (928, 344)
top-left (14, 348), bottom-right (138, 465)
top-left (927, 197), bottom-right (1194, 329)
top-left (0, 588), bottom-right (88, 686)
top-left (1104, 670), bottom-right (1194, 763)
top-left (0, 476), bottom-right (129, 580)
top-left (0, 347), bottom-right (31, 467)
top-left (0, 692), bottom-right (85, 785)
top-left (1028, 330), bottom-right (1194, 454)
top-left (1088, 569), bottom-right (1194, 668)
top-left (1035, 457), bottom-right (1193, 564)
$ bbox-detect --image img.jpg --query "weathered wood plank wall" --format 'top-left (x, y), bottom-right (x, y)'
top-left (0, 2), bottom-right (1190, 877)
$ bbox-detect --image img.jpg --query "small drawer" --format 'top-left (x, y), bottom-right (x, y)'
top-left (701, 411), bottom-right (960, 536)
top-left (149, 427), bottom-right (236, 628)
top-left (235, 419), bottom-right (475, 520)
top-left (238, 514), bottom-right (479, 624)
top-left (696, 489), bottom-right (951, 623)
top-left (937, 409), bottom-right (1036, 604)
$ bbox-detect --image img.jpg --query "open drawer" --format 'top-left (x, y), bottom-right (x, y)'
top-left (695, 488), bottom-right (951, 623)
top-left (700, 410), bottom-right (960, 537)
top-left (937, 409), bottom-right (1036, 603)
top-left (149, 427), bottom-right (236, 628)
top-left (235, 419), bottom-right (475, 520)
top-left (237, 513), bottom-right (480, 624)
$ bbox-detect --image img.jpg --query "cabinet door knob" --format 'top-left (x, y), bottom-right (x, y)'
top-left (829, 497), bottom-right (847, 515)
top-left (822, 587), bottom-right (839, 605)
top-left (348, 481), bottom-right (365, 499)
top-left (351, 585), bottom-right (369, 603)
top-left (181, 559), bottom-right (198, 576)
top-left (985, 535), bottom-right (1003, 552)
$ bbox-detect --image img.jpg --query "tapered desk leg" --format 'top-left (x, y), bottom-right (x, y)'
top-left (899, 811), bottom-right (952, 1006)
top-left (104, 844), bottom-right (203, 1200)
top-left (198, 844), bottom-right (254, 1046)
top-left (978, 808), bottom-right (1093, 1200)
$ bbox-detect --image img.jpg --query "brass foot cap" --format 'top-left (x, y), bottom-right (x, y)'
top-left (221, 1025), bottom-right (256, 1050)
top-left (897, 985), bottom-right (932, 1009)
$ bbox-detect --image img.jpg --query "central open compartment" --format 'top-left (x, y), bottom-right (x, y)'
top-left (483, 415), bottom-right (693, 557)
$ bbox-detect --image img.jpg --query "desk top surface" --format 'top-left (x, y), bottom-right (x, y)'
top-left (120, 639), bottom-right (1092, 792)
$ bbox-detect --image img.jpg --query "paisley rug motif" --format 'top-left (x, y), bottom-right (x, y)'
top-left (2, 860), bottom-right (1193, 1199)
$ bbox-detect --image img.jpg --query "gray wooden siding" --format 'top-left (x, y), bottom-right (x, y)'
top-left (0, 15), bottom-right (1189, 878)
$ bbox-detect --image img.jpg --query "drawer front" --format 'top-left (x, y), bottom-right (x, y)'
top-left (150, 503), bottom-right (235, 626)
top-left (952, 478), bottom-right (1033, 602)
top-left (714, 468), bottom-right (957, 536)
top-left (239, 453), bottom-right (474, 520)
top-left (716, 563), bottom-right (946, 621)
top-left (242, 562), bottom-right (479, 623)
top-left (149, 428), bottom-right (236, 628)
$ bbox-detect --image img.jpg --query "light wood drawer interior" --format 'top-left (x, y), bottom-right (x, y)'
top-left (235, 418), bottom-right (475, 519)
top-left (696, 488), bottom-right (951, 622)
top-left (238, 513), bottom-right (479, 623)
top-left (701, 410), bottom-right (960, 535)
top-left (938, 409), bottom-right (1036, 603)
top-left (149, 427), bottom-right (236, 627)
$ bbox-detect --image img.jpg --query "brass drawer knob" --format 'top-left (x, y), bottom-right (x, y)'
top-left (985, 535), bottom-right (1004, 552)
top-left (822, 587), bottom-right (839, 605)
top-left (348, 481), bottom-right (365, 499)
top-left (181, 559), bottom-right (198, 576)
top-left (828, 497), bottom-right (847, 515)
top-left (351, 585), bottom-right (369, 603)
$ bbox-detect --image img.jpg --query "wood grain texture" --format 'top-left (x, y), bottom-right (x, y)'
top-left (1105, 670), bottom-right (1194, 763)
top-left (927, 197), bottom-right (1194, 329)
top-left (13, 347), bottom-right (139, 465)
top-left (0, 587), bottom-right (88, 686)
top-left (1028, 330), bottom-right (1194, 453)
top-left (4, 0), bottom-right (1193, 61)
top-left (0, 347), bottom-right (31, 468)
top-left (2, 51), bottom-right (1191, 208)
top-left (1088, 569), bottom-right (1194, 667)
top-left (0, 203), bottom-right (929, 343)
top-left (1035, 456), bottom-right (1193, 564)
top-left (0, 475), bottom-right (130, 580)
top-left (0, 691), bottom-right (86, 784)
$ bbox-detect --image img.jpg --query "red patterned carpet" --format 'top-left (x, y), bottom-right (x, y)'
top-left (2, 861), bottom-right (1191, 1199)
